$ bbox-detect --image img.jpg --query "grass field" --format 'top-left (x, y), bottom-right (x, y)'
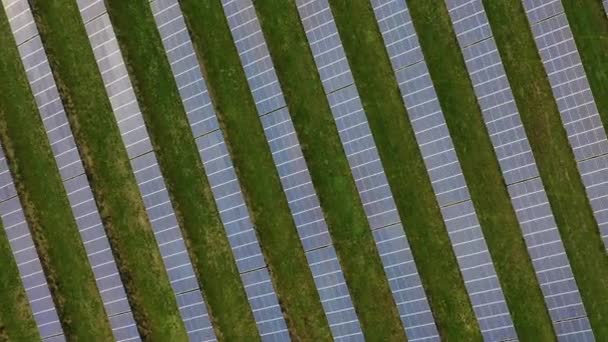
top-left (29, 1), bottom-right (188, 339)
top-left (0, 10), bottom-right (114, 340)
top-left (0, 224), bottom-right (39, 342)
top-left (254, 0), bottom-right (406, 339)
top-left (561, 0), bottom-right (608, 128)
top-left (324, 0), bottom-right (484, 339)
top-left (483, 0), bottom-right (608, 338)
top-left (405, 0), bottom-right (555, 338)
top-left (179, 1), bottom-right (332, 339)
top-left (103, 0), bottom-right (259, 339)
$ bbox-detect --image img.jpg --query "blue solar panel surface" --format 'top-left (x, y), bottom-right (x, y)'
top-left (3, 1), bottom-right (141, 340)
top-left (77, 1), bottom-right (217, 340)
top-left (445, 0), bottom-right (593, 340)
top-left (0, 148), bottom-right (65, 341)
top-left (149, 0), bottom-right (290, 339)
top-left (220, 0), bottom-right (364, 339)
top-left (296, 0), bottom-right (441, 340)
top-left (0, 0), bottom-right (606, 340)
top-left (521, 0), bottom-right (608, 253)
top-left (370, 1), bottom-right (517, 340)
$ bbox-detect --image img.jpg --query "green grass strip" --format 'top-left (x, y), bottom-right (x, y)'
top-left (30, 1), bottom-right (187, 339)
top-left (483, 1), bottom-right (608, 337)
top-left (179, 1), bottom-right (331, 339)
top-left (561, 0), bottom-right (608, 128)
top-left (326, 0), bottom-right (484, 339)
top-left (103, 0), bottom-right (259, 339)
top-left (405, 0), bottom-right (555, 339)
top-left (0, 9), bottom-right (114, 340)
top-left (254, 0), bottom-right (406, 339)
top-left (0, 323), bottom-right (6, 342)
top-left (0, 223), bottom-right (39, 342)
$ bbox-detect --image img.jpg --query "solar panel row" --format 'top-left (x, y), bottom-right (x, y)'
top-left (295, 0), bottom-right (440, 340)
top-left (521, 0), bottom-right (608, 253)
top-left (369, 1), bottom-right (518, 340)
top-left (221, 0), bottom-right (365, 339)
top-left (0, 149), bottom-right (64, 342)
top-left (445, 0), bottom-right (594, 339)
top-left (77, 1), bottom-right (216, 340)
top-left (3, 1), bottom-right (140, 340)
top-left (148, 0), bottom-right (289, 339)
top-left (0, 6), bottom-right (65, 333)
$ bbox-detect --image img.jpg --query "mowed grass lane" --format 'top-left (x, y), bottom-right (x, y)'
top-left (325, 1), bottom-right (482, 339)
top-left (254, 0), bottom-right (406, 339)
top-left (405, 0), bottom-right (555, 338)
top-left (180, 0), bottom-right (332, 339)
top-left (103, 0), bottom-right (258, 338)
top-left (0, 224), bottom-right (39, 341)
top-left (30, 1), bottom-right (187, 339)
top-left (0, 8), bottom-right (113, 340)
top-left (561, 0), bottom-right (608, 128)
top-left (483, 0), bottom-right (608, 337)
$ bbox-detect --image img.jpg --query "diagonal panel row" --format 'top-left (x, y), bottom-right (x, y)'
top-left (149, 0), bottom-right (289, 339)
top-left (521, 0), bottom-right (608, 252)
top-left (370, 0), bottom-right (517, 340)
top-left (445, 0), bottom-right (593, 339)
top-left (295, 0), bottom-right (440, 340)
top-left (0, 150), bottom-right (64, 342)
top-left (76, 1), bottom-right (216, 340)
top-left (221, 0), bottom-right (364, 339)
top-left (3, 1), bottom-right (140, 340)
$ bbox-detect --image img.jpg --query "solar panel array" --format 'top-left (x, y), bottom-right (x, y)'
top-left (76, 1), bottom-right (216, 340)
top-left (221, 0), bottom-right (365, 339)
top-left (148, 0), bottom-right (289, 339)
top-left (295, 0), bottom-right (439, 340)
top-left (445, 0), bottom-right (593, 339)
top-left (3, 1), bottom-right (141, 340)
top-left (0, 149), bottom-right (65, 342)
top-left (522, 0), bottom-right (608, 253)
top-left (0, 114), bottom-right (64, 341)
top-left (370, 1), bottom-right (517, 340)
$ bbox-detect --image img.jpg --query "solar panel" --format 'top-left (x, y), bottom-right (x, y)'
top-left (370, 1), bottom-right (516, 340)
top-left (3, 2), bottom-right (140, 340)
top-left (521, 0), bottom-right (608, 253)
top-left (75, 1), bottom-right (216, 340)
top-left (148, 0), bottom-right (290, 339)
top-left (0, 136), bottom-right (64, 340)
top-left (296, 0), bottom-right (439, 340)
top-left (1, 0), bottom-right (140, 340)
top-left (220, 0), bottom-right (365, 338)
top-left (0, 17), bottom-right (65, 330)
top-left (445, 1), bottom-right (593, 340)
